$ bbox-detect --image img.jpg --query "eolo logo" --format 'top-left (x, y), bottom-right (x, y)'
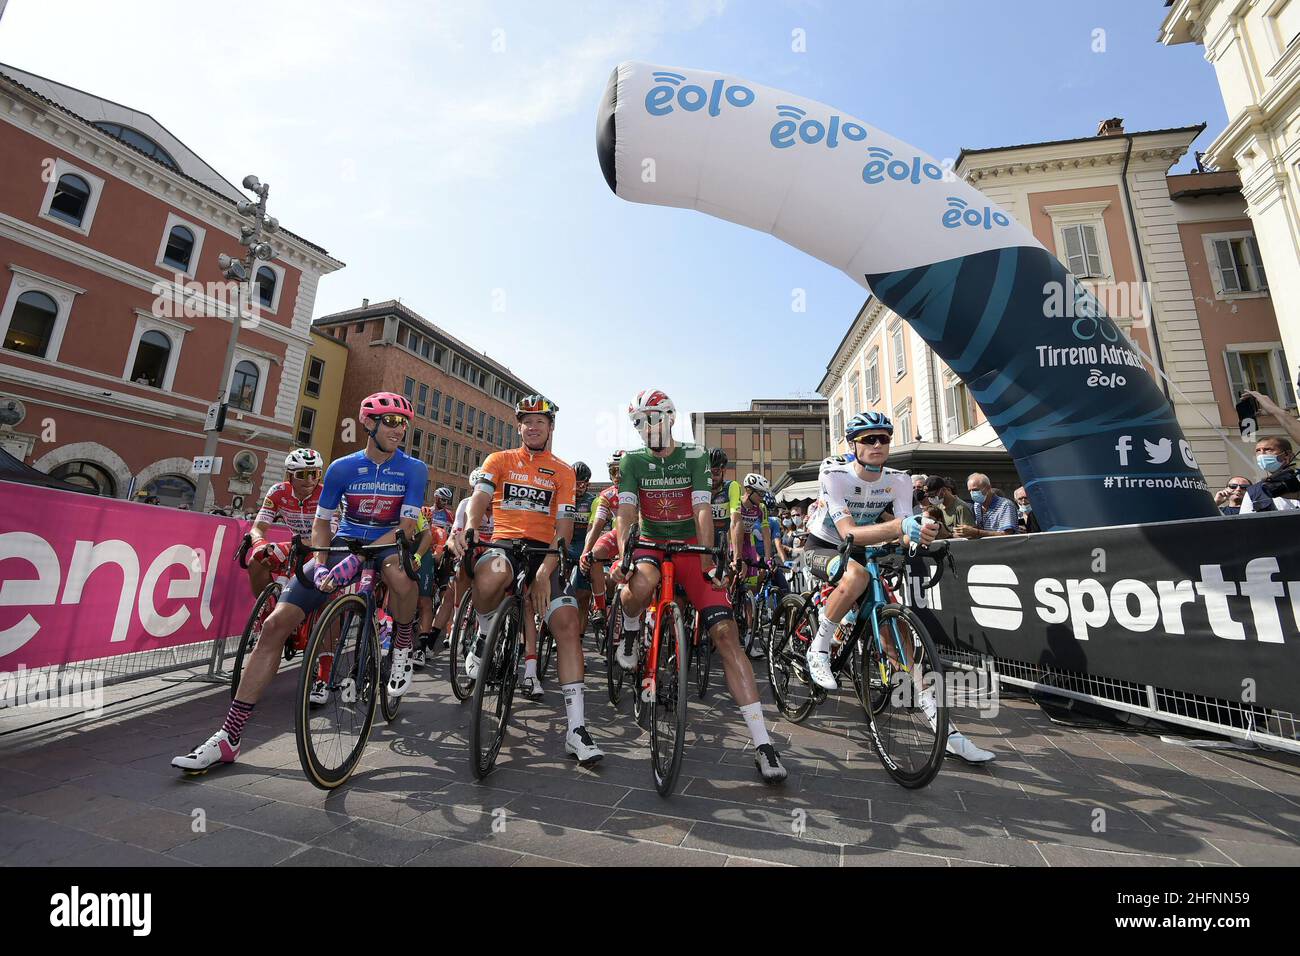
top-left (644, 71), bottom-right (755, 117)
top-left (942, 196), bottom-right (1011, 230)
top-left (769, 105), bottom-right (868, 149)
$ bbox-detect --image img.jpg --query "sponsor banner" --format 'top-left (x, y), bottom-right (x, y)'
top-left (597, 62), bottom-right (1218, 530)
top-left (903, 512), bottom-right (1300, 714)
top-left (0, 481), bottom-right (291, 670)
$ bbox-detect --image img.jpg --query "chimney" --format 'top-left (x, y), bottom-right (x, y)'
top-left (361, 297), bottom-right (369, 309)
top-left (1097, 117), bottom-right (1124, 138)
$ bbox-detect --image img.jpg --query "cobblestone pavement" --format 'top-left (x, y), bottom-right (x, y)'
top-left (3, 639), bottom-right (1299, 867)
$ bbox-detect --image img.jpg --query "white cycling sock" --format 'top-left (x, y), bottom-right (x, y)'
top-left (474, 605), bottom-right (501, 638)
top-left (562, 682), bottom-right (585, 733)
top-left (623, 610), bottom-right (641, 632)
top-left (811, 615), bottom-right (840, 656)
top-left (524, 655), bottom-right (537, 679)
top-left (739, 701), bottom-right (771, 748)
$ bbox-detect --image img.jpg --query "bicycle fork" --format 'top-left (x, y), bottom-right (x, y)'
top-left (641, 559), bottom-right (676, 703)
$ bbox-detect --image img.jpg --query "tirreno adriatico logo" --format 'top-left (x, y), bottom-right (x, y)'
top-left (50, 886), bottom-right (151, 936)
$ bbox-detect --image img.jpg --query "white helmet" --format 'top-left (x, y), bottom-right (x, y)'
top-left (742, 472), bottom-right (771, 493)
top-left (628, 389), bottom-right (677, 428)
top-left (285, 448), bottom-right (323, 472)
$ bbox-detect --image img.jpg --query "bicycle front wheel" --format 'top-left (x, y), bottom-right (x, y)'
top-left (448, 590), bottom-right (476, 702)
top-left (692, 616), bottom-right (712, 700)
top-left (650, 602), bottom-right (689, 797)
top-left (860, 605), bottom-right (949, 789)
top-left (231, 581), bottom-right (280, 699)
top-left (295, 593), bottom-right (379, 790)
top-left (538, 621), bottom-right (555, 679)
top-left (767, 594), bottom-right (816, 723)
top-left (469, 599), bottom-right (522, 779)
top-left (605, 594), bottom-right (628, 707)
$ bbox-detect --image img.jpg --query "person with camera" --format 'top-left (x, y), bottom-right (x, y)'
top-left (1240, 434), bottom-right (1300, 513)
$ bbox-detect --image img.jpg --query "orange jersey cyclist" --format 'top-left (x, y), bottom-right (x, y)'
top-left (450, 393), bottom-right (605, 766)
top-left (610, 388), bottom-right (788, 783)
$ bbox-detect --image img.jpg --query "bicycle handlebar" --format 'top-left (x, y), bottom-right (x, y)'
top-left (830, 533), bottom-right (953, 589)
top-left (290, 531), bottom-right (418, 589)
top-left (461, 532), bottom-right (569, 586)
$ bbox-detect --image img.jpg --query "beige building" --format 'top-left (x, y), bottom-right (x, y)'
top-left (690, 399), bottom-right (829, 488)
top-left (291, 326), bottom-right (348, 458)
top-left (820, 119), bottom-right (1293, 490)
top-left (1161, 0), bottom-right (1300, 385)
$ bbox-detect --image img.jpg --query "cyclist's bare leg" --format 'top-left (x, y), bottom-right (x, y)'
top-left (618, 561), bottom-right (660, 618)
top-left (233, 602), bottom-right (307, 702)
top-left (248, 561), bottom-right (272, 598)
top-left (708, 618), bottom-right (759, 707)
top-left (550, 603), bottom-right (585, 684)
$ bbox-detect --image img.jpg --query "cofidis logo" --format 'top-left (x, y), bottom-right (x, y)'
top-left (644, 71), bottom-right (755, 117)
top-left (942, 196), bottom-right (1010, 230)
top-left (769, 104), bottom-right (868, 149)
top-left (861, 146), bottom-right (945, 185)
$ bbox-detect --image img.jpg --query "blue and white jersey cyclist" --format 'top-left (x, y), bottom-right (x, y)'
top-left (170, 390), bottom-right (428, 775)
top-left (802, 410), bottom-right (994, 764)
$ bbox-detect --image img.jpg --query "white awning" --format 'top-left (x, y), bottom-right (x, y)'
top-left (777, 479), bottom-right (819, 503)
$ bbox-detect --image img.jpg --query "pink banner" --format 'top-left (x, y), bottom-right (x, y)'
top-left (0, 481), bottom-right (292, 670)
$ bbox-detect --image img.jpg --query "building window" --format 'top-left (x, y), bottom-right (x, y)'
top-left (487, 414), bottom-right (496, 446)
top-left (411, 428), bottom-right (424, 462)
top-left (421, 338), bottom-right (432, 360)
top-left (789, 429), bottom-right (805, 462)
top-left (255, 266), bottom-right (277, 308)
top-left (451, 442), bottom-right (461, 473)
top-left (1209, 234), bottom-right (1269, 296)
top-left (305, 357), bottom-right (324, 398)
top-left (426, 432), bottom-right (437, 462)
top-left (417, 383), bottom-right (428, 417)
top-left (141, 474), bottom-right (195, 509)
top-left (404, 377), bottom-right (416, 400)
top-left (355, 322), bottom-right (364, 333)
top-left (443, 394), bottom-right (453, 425)
top-left (49, 174), bottom-right (91, 227)
top-left (466, 404), bottom-right (476, 437)
top-left (456, 401), bottom-right (465, 431)
top-left (1060, 223), bottom-right (1104, 278)
top-left (891, 323), bottom-right (906, 378)
top-left (1226, 346), bottom-right (1297, 410)
top-left (832, 401), bottom-right (844, 444)
top-left (848, 371), bottom-right (861, 415)
top-left (895, 404), bottom-right (913, 446)
top-left (438, 438), bottom-right (450, 470)
top-left (3, 290), bottom-right (58, 357)
top-left (230, 360), bottom-right (260, 412)
top-left (296, 406), bottom-right (316, 445)
top-left (866, 349), bottom-right (881, 405)
top-left (474, 448), bottom-right (483, 468)
top-left (461, 444), bottom-right (472, 474)
top-left (91, 122), bottom-right (179, 169)
top-left (50, 460), bottom-right (116, 496)
top-left (161, 225), bottom-right (195, 271)
top-left (431, 389), bottom-right (442, 421)
top-left (129, 330), bottom-right (172, 387)
top-left (433, 345), bottom-right (446, 366)
top-left (942, 373), bottom-right (976, 439)
top-left (476, 409), bottom-right (484, 439)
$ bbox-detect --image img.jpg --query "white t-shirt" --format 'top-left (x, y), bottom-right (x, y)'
top-left (453, 497), bottom-right (495, 538)
top-left (1238, 491), bottom-right (1300, 514)
top-left (808, 455), bottom-right (914, 546)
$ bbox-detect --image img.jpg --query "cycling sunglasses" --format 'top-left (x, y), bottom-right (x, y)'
top-left (1226, 482), bottom-right (1249, 490)
top-left (290, 469), bottom-right (322, 480)
top-left (852, 434), bottom-right (892, 446)
top-left (377, 413), bottom-right (409, 429)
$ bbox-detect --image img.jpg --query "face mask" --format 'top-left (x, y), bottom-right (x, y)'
top-left (1018, 504), bottom-right (1031, 514)
top-left (1258, 455), bottom-right (1282, 473)
top-left (926, 495), bottom-right (942, 507)
top-left (971, 490), bottom-right (986, 505)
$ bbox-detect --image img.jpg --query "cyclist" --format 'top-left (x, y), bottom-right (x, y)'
top-left (580, 451), bottom-right (624, 627)
top-left (708, 447), bottom-right (741, 565)
top-left (433, 470), bottom-right (494, 662)
top-left (451, 394), bottom-right (604, 765)
top-left (412, 490), bottom-right (454, 667)
top-left (802, 411), bottom-right (993, 764)
top-left (246, 448), bottom-right (324, 597)
top-left (754, 491), bottom-right (791, 590)
top-left (611, 388), bottom-right (787, 783)
top-left (731, 473), bottom-right (780, 660)
top-left (172, 392), bottom-right (428, 772)
top-left (562, 462), bottom-right (601, 640)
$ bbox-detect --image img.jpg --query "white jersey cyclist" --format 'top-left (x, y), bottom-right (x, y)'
top-left (808, 456), bottom-right (915, 545)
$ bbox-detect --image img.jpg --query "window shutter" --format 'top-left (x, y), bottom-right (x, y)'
top-left (1213, 240), bottom-right (1241, 293)
top-left (1062, 225), bottom-right (1087, 276)
top-left (1248, 236), bottom-right (1269, 291)
top-left (1224, 351), bottom-right (1246, 400)
top-left (1080, 224), bottom-right (1103, 277)
top-left (942, 382), bottom-right (959, 440)
top-left (1272, 348), bottom-right (1297, 409)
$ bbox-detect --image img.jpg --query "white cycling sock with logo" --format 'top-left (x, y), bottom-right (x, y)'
top-left (739, 701), bottom-right (771, 748)
top-left (524, 655), bottom-right (537, 679)
top-left (811, 615), bottom-right (840, 656)
top-left (623, 610), bottom-right (641, 632)
top-left (562, 682), bottom-right (584, 733)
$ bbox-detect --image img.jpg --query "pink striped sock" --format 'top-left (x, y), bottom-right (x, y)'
top-left (395, 619), bottom-right (416, 651)
top-left (222, 699), bottom-right (254, 744)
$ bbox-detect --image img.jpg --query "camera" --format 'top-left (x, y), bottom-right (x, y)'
top-left (1260, 466), bottom-right (1300, 499)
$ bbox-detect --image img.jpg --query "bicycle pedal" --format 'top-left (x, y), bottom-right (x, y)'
top-left (283, 647), bottom-right (297, 662)
top-left (812, 687), bottom-right (828, 704)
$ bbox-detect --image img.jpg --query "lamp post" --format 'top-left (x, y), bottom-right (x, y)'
top-left (193, 174), bottom-right (280, 510)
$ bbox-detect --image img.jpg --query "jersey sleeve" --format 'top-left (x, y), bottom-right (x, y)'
top-left (727, 480), bottom-right (741, 515)
top-left (316, 461), bottom-right (346, 520)
top-left (555, 464), bottom-right (577, 527)
top-left (617, 454), bottom-right (639, 507)
top-left (690, 446), bottom-right (711, 507)
top-left (479, 452), bottom-right (504, 495)
top-left (401, 459), bottom-right (428, 520)
top-left (255, 487), bottom-right (278, 526)
top-left (821, 462), bottom-right (853, 526)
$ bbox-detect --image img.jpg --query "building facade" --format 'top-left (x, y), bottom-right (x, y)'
top-left (819, 120), bottom-right (1292, 491)
top-left (689, 399), bottom-right (830, 489)
top-left (1161, 0), bottom-right (1300, 384)
top-left (291, 326), bottom-right (348, 459)
top-left (0, 64), bottom-right (343, 509)
top-left (314, 299), bottom-right (538, 505)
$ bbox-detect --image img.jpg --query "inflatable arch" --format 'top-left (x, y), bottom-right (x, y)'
top-left (596, 62), bottom-right (1219, 531)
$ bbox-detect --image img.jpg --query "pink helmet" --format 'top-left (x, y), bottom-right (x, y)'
top-left (359, 391), bottom-right (413, 422)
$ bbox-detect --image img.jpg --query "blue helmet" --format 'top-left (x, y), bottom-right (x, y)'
top-left (845, 411), bottom-right (893, 440)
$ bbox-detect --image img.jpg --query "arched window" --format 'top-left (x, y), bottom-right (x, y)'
top-left (130, 330), bottom-right (172, 388)
top-left (256, 266), bottom-right (277, 308)
top-left (162, 225), bottom-right (195, 271)
top-left (3, 291), bottom-right (59, 357)
top-left (231, 360), bottom-right (260, 411)
top-left (92, 122), bottom-right (179, 170)
top-left (49, 174), bottom-right (91, 226)
top-left (141, 474), bottom-right (195, 509)
top-left (50, 461), bottom-right (117, 497)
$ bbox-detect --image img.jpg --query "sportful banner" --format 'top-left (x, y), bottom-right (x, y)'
top-left (596, 63), bottom-right (1220, 531)
top-left (897, 512), bottom-right (1300, 715)
top-left (0, 481), bottom-right (289, 671)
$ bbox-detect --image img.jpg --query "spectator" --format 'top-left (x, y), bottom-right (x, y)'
top-left (1243, 389), bottom-right (1300, 448)
top-left (922, 475), bottom-right (974, 537)
top-left (956, 473), bottom-right (1017, 538)
top-left (1214, 476), bottom-right (1252, 516)
top-left (1241, 435), bottom-right (1300, 513)
top-left (922, 505), bottom-right (950, 539)
top-left (1014, 486), bottom-right (1040, 533)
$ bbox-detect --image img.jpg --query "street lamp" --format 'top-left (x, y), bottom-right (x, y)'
top-left (193, 175), bottom-right (278, 511)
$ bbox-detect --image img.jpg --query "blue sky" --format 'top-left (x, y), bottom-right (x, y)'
top-left (0, 1), bottom-right (1227, 469)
